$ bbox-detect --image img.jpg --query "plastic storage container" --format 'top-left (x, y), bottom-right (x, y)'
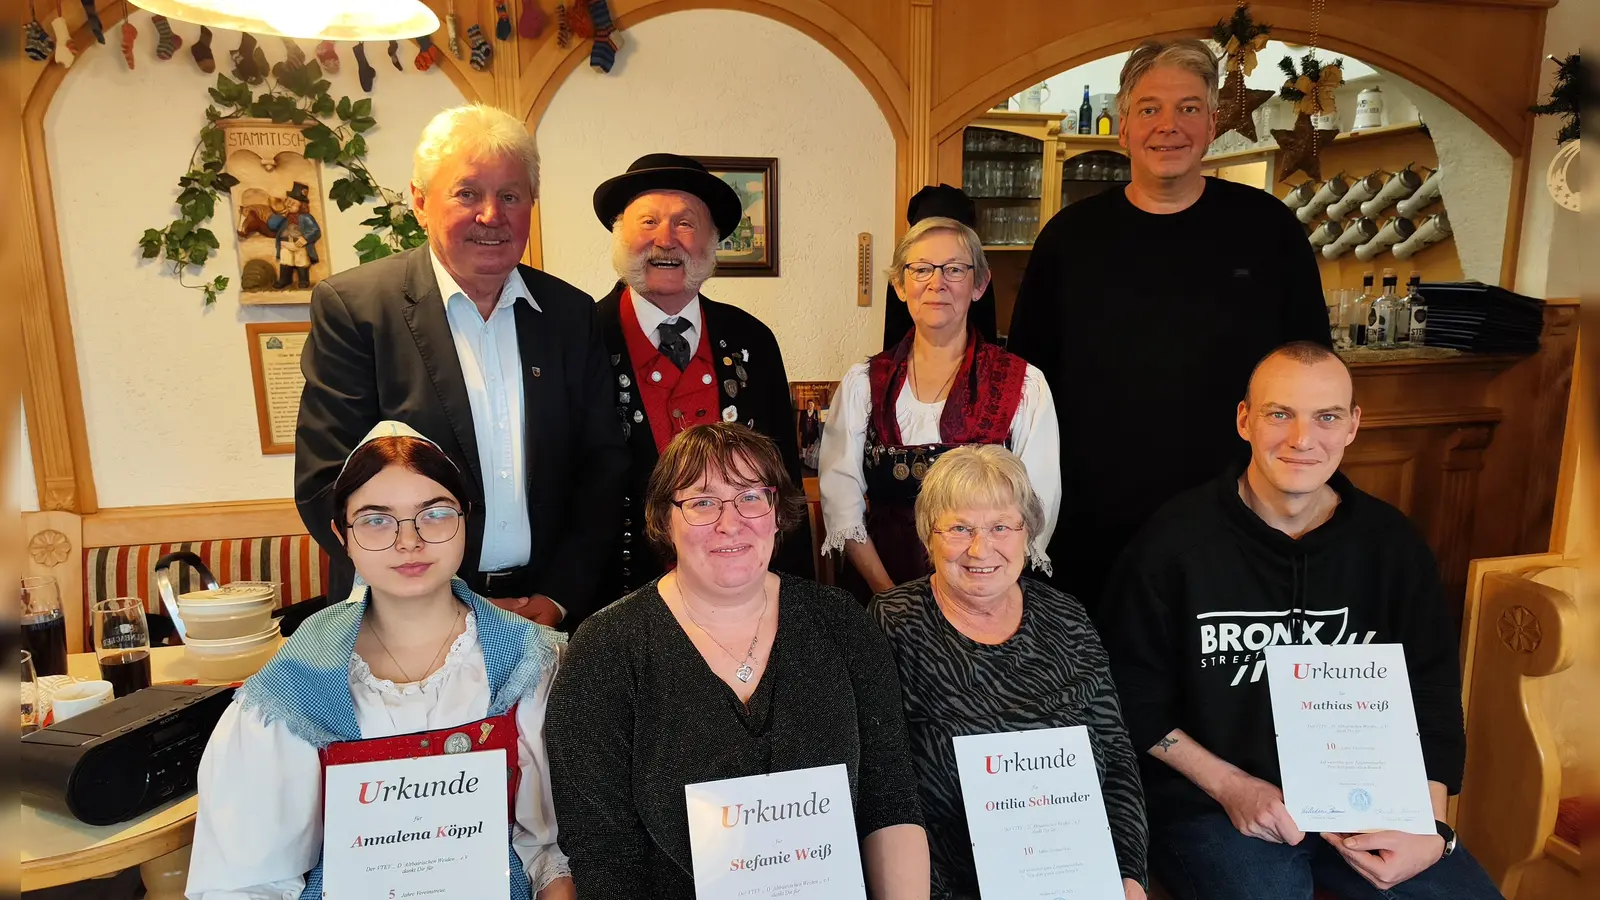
top-left (176, 582), bottom-right (277, 641)
top-left (183, 621), bottom-right (281, 682)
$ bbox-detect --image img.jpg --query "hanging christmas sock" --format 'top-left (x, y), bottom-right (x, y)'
top-left (191, 24), bottom-right (215, 73)
top-left (467, 23), bottom-right (492, 70)
top-left (150, 15), bottom-right (181, 60)
top-left (79, 0), bottom-right (104, 43)
top-left (26, 12), bottom-right (54, 61)
top-left (119, 16), bottom-right (136, 68)
top-left (413, 35), bottom-right (444, 70)
top-left (446, 0), bottom-right (462, 58)
top-left (232, 32), bottom-right (267, 83)
top-left (51, 15), bottom-right (75, 65)
top-left (587, 0), bottom-right (619, 73)
top-left (566, 1), bottom-right (593, 39)
top-left (352, 42), bottom-right (376, 91)
top-left (555, 4), bottom-right (571, 47)
top-left (494, 0), bottom-right (511, 40)
top-left (383, 39), bottom-right (400, 70)
top-left (315, 40), bottom-right (339, 72)
top-left (517, 0), bottom-right (546, 39)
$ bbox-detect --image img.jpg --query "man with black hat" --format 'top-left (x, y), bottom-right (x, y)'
top-left (268, 181), bottom-right (320, 290)
top-left (592, 153), bottom-right (813, 600)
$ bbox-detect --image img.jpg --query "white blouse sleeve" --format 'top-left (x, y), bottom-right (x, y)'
top-left (817, 361), bottom-right (873, 555)
top-left (186, 701), bottom-right (323, 900)
top-left (1008, 364), bottom-right (1062, 573)
top-left (512, 649), bottom-right (571, 892)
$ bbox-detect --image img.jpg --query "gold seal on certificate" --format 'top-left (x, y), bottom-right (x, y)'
top-left (1265, 643), bottom-right (1436, 835)
top-left (322, 750), bottom-right (510, 900)
top-left (684, 764), bottom-right (866, 900)
top-left (953, 726), bottom-right (1125, 898)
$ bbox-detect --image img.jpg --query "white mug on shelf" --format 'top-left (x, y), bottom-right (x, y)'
top-left (1397, 168), bottom-right (1444, 218)
top-left (1323, 217), bottom-right (1378, 259)
top-left (1354, 87), bottom-right (1385, 130)
top-left (1297, 176), bottom-right (1349, 223)
top-left (52, 680), bottom-right (114, 722)
top-left (1355, 216), bottom-right (1416, 261)
top-left (1018, 82), bottom-right (1051, 112)
top-left (1393, 211), bottom-right (1452, 260)
top-left (1328, 173), bottom-right (1383, 219)
top-left (1361, 168), bottom-right (1424, 218)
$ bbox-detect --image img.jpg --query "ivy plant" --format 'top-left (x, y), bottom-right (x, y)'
top-left (139, 56), bottom-right (427, 306)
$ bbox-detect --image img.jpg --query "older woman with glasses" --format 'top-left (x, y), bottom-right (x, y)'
top-left (870, 445), bottom-right (1148, 899)
top-left (820, 216), bottom-right (1060, 601)
top-left (546, 422), bottom-right (930, 900)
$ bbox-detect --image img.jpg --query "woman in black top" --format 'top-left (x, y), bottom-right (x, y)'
top-left (546, 423), bottom-right (929, 899)
top-left (870, 445), bottom-right (1148, 899)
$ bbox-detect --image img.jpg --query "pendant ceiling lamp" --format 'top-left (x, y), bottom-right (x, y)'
top-left (128, 0), bottom-right (439, 42)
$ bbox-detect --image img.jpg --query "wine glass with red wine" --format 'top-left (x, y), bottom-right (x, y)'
top-left (93, 597), bottom-right (153, 697)
top-left (22, 576), bottom-right (69, 677)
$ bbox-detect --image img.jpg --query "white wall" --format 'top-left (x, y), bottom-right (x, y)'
top-left (1513, 0), bottom-right (1588, 299)
top-left (537, 9), bottom-right (896, 382)
top-left (45, 12), bottom-right (466, 507)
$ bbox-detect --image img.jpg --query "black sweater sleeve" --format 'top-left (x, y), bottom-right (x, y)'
top-left (544, 617), bottom-right (651, 899)
top-left (1004, 215), bottom-right (1064, 373)
top-left (1271, 200), bottom-right (1336, 348)
top-left (1101, 540), bottom-right (1184, 758)
top-left (1395, 535), bottom-right (1467, 793)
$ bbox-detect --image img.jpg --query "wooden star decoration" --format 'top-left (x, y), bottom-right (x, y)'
top-left (1272, 114), bottom-right (1340, 183)
top-left (1216, 71), bottom-right (1274, 142)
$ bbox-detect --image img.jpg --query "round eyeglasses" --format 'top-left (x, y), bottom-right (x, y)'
top-left (930, 521), bottom-right (1027, 548)
top-left (672, 488), bottom-right (777, 526)
top-left (346, 506), bottom-right (464, 552)
top-left (903, 262), bottom-right (975, 283)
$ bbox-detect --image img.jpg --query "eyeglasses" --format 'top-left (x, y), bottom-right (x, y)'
top-left (903, 262), bottom-right (975, 283)
top-left (672, 488), bottom-right (777, 526)
top-left (931, 521), bottom-right (1027, 548)
top-left (346, 506), bottom-right (464, 552)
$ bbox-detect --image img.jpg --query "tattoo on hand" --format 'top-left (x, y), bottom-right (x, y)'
top-left (1156, 736), bottom-right (1179, 753)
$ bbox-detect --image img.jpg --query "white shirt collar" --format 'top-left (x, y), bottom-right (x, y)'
top-left (629, 288), bottom-right (702, 337)
top-left (430, 248), bottom-right (541, 314)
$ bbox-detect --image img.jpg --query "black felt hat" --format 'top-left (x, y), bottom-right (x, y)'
top-left (906, 183), bottom-right (977, 228)
top-left (286, 182), bottom-right (311, 204)
top-left (593, 153), bottom-right (744, 238)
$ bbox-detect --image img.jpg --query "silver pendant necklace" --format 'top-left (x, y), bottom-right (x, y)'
top-left (679, 580), bottom-right (770, 683)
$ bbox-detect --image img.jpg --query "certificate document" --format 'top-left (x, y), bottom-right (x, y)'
top-left (684, 764), bottom-right (866, 900)
top-left (953, 726), bottom-right (1124, 899)
top-left (1265, 643), bottom-right (1435, 834)
top-left (322, 749), bottom-right (511, 900)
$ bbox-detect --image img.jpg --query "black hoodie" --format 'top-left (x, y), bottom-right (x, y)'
top-left (1101, 464), bottom-right (1466, 824)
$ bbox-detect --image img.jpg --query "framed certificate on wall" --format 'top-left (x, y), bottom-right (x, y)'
top-left (246, 321), bottom-right (311, 454)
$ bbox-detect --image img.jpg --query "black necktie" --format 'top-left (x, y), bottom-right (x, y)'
top-left (657, 318), bottom-right (693, 371)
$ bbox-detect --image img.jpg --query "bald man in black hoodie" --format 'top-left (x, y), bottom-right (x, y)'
top-left (1102, 342), bottom-right (1502, 900)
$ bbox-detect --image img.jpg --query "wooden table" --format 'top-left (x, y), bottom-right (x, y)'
top-left (21, 646), bottom-right (218, 897)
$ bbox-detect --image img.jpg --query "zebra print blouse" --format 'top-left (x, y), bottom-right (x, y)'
top-left (870, 576), bottom-right (1149, 897)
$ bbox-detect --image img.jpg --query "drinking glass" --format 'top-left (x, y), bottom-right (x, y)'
top-left (93, 597), bottom-right (153, 698)
top-left (22, 575), bottom-right (68, 677)
top-left (21, 649), bottom-right (39, 733)
top-left (1325, 291), bottom-right (1343, 347)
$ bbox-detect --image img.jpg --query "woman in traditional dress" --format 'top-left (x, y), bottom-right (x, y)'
top-left (187, 421), bottom-right (573, 900)
top-left (819, 217), bottom-right (1061, 600)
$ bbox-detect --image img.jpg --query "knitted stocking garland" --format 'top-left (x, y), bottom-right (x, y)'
top-left (352, 42), bottom-right (376, 91)
top-left (79, 0), bottom-right (103, 43)
top-left (190, 24), bottom-right (215, 73)
top-left (25, 2), bottom-right (54, 62)
top-left (414, 35), bottom-right (444, 70)
top-left (554, 3), bottom-right (571, 47)
top-left (517, 0), bottom-right (547, 39)
top-left (587, 0), bottom-right (620, 73)
top-left (494, 0), bottom-right (510, 40)
top-left (466, 23), bottom-right (492, 70)
top-left (315, 40), bottom-right (339, 72)
top-left (151, 14), bottom-right (181, 60)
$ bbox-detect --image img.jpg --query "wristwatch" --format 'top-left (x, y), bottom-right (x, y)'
top-left (1435, 820), bottom-right (1457, 857)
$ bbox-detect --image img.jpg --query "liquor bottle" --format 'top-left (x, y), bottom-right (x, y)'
top-left (1095, 104), bottom-right (1114, 135)
top-left (1078, 86), bottom-right (1093, 135)
top-left (1351, 271), bottom-right (1375, 347)
top-left (1369, 268), bottom-right (1399, 349)
top-left (1395, 274), bottom-right (1420, 345)
top-left (1405, 275), bottom-right (1428, 347)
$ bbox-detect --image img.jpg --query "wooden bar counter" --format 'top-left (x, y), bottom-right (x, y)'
top-left (1337, 299), bottom-right (1578, 622)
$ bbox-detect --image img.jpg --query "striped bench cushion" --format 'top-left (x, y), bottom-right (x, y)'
top-left (82, 535), bottom-right (330, 646)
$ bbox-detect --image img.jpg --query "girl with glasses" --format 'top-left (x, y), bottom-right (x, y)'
top-left (188, 421), bottom-right (574, 900)
top-left (819, 216), bottom-right (1062, 602)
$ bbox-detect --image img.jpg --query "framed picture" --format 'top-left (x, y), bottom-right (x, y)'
top-left (693, 156), bottom-right (779, 277)
top-left (790, 381), bottom-right (838, 471)
top-left (245, 321), bottom-right (312, 454)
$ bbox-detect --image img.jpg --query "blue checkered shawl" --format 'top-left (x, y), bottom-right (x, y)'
top-left (237, 578), bottom-right (564, 900)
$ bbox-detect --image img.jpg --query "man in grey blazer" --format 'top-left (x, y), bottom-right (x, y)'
top-left (294, 104), bottom-right (627, 630)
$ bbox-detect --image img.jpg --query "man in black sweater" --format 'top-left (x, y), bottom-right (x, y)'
top-left (1102, 342), bottom-right (1502, 900)
top-left (1006, 39), bottom-right (1331, 616)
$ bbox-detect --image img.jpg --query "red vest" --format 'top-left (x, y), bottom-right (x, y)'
top-left (318, 706), bottom-right (522, 822)
top-left (867, 328), bottom-right (1028, 447)
top-left (621, 289), bottom-right (721, 453)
